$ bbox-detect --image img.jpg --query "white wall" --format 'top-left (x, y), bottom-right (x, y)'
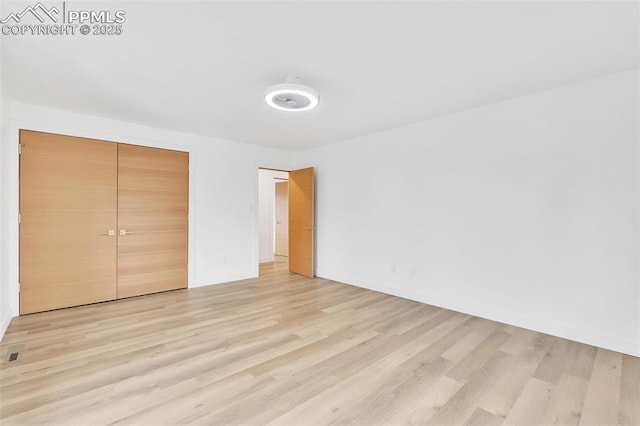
top-left (0, 102), bottom-right (295, 339)
top-left (258, 169), bottom-right (288, 263)
top-left (0, 31), bottom-right (11, 338)
top-left (297, 70), bottom-right (640, 356)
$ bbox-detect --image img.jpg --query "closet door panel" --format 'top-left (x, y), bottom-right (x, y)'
top-left (19, 130), bottom-right (118, 314)
top-left (117, 144), bottom-right (189, 299)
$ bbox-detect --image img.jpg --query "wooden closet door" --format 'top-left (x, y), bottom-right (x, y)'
top-left (19, 130), bottom-right (118, 314)
top-left (117, 144), bottom-right (189, 298)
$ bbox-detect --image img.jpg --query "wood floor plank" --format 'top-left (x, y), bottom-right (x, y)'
top-left (0, 257), bottom-right (638, 424)
top-left (441, 318), bottom-right (498, 363)
top-left (618, 354), bottom-right (640, 426)
top-left (533, 338), bottom-right (583, 385)
top-left (325, 356), bottom-right (454, 425)
top-left (464, 407), bottom-right (505, 426)
top-left (580, 348), bottom-right (622, 426)
top-left (538, 373), bottom-right (589, 425)
top-left (446, 329), bottom-right (511, 382)
top-left (427, 351), bottom-right (515, 425)
top-left (478, 339), bottom-right (551, 418)
top-left (384, 374), bottom-right (464, 425)
top-left (500, 328), bottom-right (539, 356)
top-left (503, 377), bottom-right (554, 425)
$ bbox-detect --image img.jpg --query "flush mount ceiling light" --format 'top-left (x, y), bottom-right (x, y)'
top-left (265, 77), bottom-right (319, 112)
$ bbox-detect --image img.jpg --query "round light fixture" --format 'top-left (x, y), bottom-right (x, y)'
top-left (265, 78), bottom-right (319, 112)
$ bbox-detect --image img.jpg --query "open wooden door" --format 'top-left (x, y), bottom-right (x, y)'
top-left (19, 130), bottom-right (118, 314)
top-left (275, 181), bottom-right (289, 256)
top-left (288, 167), bottom-right (314, 277)
top-left (117, 144), bottom-right (189, 298)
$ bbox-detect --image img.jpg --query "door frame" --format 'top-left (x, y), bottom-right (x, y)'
top-left (257, 166), bottom-right (315, 277)
top-left (258, 167), bottom-right (290, 267)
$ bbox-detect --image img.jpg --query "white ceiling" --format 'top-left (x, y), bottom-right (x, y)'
top-left (1, 1), bottom-right (638, 151)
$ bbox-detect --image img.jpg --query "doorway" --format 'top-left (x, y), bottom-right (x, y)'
top-left (258, 167), bottom-right (315, 278)
top-left (274, 180), bottom-right (289, 257)
top-left (258, 169), bottom-right (289, 266)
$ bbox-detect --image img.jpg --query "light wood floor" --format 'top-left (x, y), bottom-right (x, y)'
top-left (1, 257), bottom-right (638, 425)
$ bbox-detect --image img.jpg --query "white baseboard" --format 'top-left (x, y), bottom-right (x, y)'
top-left (189, 272), bottom-right (258, 289)
top-left (0, 313), bottom-right (12, 343)
top-left (318, 271), bottom-right (639, 358)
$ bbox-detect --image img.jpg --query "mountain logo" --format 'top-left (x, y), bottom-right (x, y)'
top-left (0, 2), bottom-right (60, 24)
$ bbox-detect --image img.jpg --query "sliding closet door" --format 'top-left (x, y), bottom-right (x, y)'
top-left (117, 144), bottom-right (189, 298)
top-left (19, 130), bottom-right (118, 314)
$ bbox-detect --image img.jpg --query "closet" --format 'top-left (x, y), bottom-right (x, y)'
top-left (19, 130), bottom-right (189, 314)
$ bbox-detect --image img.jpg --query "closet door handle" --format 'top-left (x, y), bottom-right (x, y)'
top-left (101, 230), bottom-right (115, 236)
top-left (119, 230), bottom-right (135, 236)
